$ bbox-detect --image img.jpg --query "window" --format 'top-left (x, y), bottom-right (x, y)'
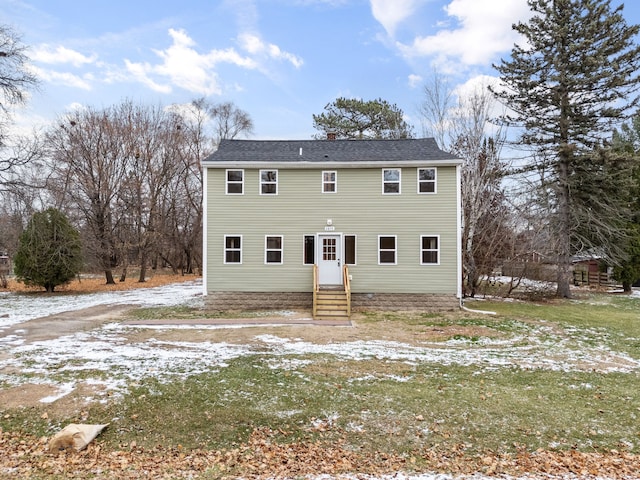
top-left (421, 236), bottom-right (439, 264)
top-left (303, 235), bottom-right (315, 265)
top-left (226, 169), bottom-right (244, 194)
top-left (224, 235), bottom-right (242, 264)
top-left (265, 235), bottom-right (283, 264)
top-left (322, 171), bottom-right (337, 193)
top-left (344, 235), bottom-right (356, 265)
top-left (418, 168), bottom-right (436, 194)
top-left (378, 235), bottom-right (397, 264)
top-left (260, 169), bottom-right (278, 195)
top-left (322, 237), bottom-right (337, 261)
top-left (383, 168), bottom-right (401, 194)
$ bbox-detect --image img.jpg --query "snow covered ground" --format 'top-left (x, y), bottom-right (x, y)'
top-left (0, 280), bottom-right (638, 397)
top-left (1, 282), bottom-right (639, 480)
top-left (0, 280), bottom-right (203, 329)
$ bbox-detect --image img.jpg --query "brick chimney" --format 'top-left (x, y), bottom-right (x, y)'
top-left (326, 130), bottom-right (336, 141)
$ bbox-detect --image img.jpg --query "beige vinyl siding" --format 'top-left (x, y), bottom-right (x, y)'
top-left (206, 166), bottom-right (459, 294)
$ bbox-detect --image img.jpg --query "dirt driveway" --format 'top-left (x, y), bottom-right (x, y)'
top-left (1, 304), bottom-right (135, 343)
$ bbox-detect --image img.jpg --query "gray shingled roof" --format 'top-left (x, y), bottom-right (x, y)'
top-left (203, 138), bottom-right (460, 163)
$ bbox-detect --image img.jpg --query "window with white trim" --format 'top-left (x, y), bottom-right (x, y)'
top-left (226, 169), bottom-right (244, 194)
top-left (260, 169), bottom-right (278, 195)
top-left (383, 168), bottom-right (401, 194)
top-left (378, 235), bottom-right (397, 264)
top-left (224, 235), bottom-right (242, 264)
top-left (322, 171), bottom-right (337, 193)
top-left (421, 235), bottom-right (439, 264)
top-left (418, 168), bottom-right (436, 194)
top-left (265, 235), bottom-right (283, 264)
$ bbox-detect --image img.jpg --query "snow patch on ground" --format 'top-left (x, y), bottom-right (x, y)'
top-left (0, 280), bottom-right (203, 329)
top-left (1, 282), bottom-right (639, 406)
top-left (1, 283), bottom-right (639, 479)
top-left (6, 330), bottom-right (251, 385)
top-left (38, 382), bottom-right (75, 404)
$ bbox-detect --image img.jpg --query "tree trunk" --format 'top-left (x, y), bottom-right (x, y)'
top-left (464, 255), bottom-right (478, 297)
top-left (555, 78), bottom-right (573, 299)
top-left (556, 151), bottom-right (572, 298)
top-left (104, 269), bottom-right (115, 285)
top-left (184, 250), bottom-right (192, 275)
top-left (138, 252), bottom-right (147, 283)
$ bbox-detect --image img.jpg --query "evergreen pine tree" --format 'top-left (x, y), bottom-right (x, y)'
top-left (312, 97), bottom-right (414, 139)
top-left (492, 0), bottom-right (640, 297)
top-left (612, 114), bottom-right (640, 291)
top-left (13, 208), bottom-right (83, 292)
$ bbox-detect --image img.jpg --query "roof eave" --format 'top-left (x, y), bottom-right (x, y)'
top-left (201, 159), bottom-right (463, 169)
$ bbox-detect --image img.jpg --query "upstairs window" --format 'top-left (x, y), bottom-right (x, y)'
top-left (322, 171), bottom-right (337, 193)
top-left (418, 168), bottom-right (436, 194)
top-left (378, 235), bottom-right (397, 264)
top-left (260, 169), bottom-right (278, 195)
top-left (383, 169), bottom-right (401, 194)
top-left (226, 169), bottom-right (244, 194)
top-left (224, 235), bottom-right (242, 264)
top-left (265, 235), bottom-right (283, 264)
top-left (421, 235), bottom-right (439, 264)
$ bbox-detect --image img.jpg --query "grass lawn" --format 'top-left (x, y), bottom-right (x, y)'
top-left (1, 290), bottom-right (639, 478)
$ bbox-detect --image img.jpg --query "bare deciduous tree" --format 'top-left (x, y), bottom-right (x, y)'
top-left (47, 107), bottom-right (128, 284)
top-left (419, 73), bottom-right (511, 296)
top-left (0, 24), bottom-right (40, 225)
top-left (0, 24), bottom-right (38, 124)
top-left (46, 99), bottom-right (254, 282)
top-left (117, 102), bottom-right (186, 282)
top-left (160, 98), bottom-right (254, 276)
top-left (418, 70), bottom-right (455, 150)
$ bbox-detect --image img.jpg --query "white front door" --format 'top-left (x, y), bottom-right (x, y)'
top-left (318, 234), bottom-right (342, 285)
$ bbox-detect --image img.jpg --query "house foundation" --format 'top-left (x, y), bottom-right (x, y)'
top-left (204, 291), bottom-right (460, 313)
top-left (351, 293), bottom-right (460, 311)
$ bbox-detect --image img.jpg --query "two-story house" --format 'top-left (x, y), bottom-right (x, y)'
top-left (201, 137), bottom-right (463, 319)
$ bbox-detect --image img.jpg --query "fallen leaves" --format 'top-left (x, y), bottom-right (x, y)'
top-left (1, 427), bottom-right (639, 479)
top-left (2, 273), bottom-right (196, 294)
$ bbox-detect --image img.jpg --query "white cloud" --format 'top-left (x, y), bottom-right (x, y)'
top-left (238, 33), bottom-right (304, 68)
top-left (453, 74), bottom-right (500, 99)
top-left (31, 45), bottom-right (98, 67)
top-left (398, 0), bottom-right (530, 66)
top-left (450, 74), bottom-right (509, 137)
top-left (370, 0), bottom-right (421, 37)
top-left (124, 28), bottom-right (259, 96)
top-left (408, 73), bottom-right (423, 88)
top-left (32, 66), bottom-right (93, 90)
top-left (124, 28), bottom-right (302, 97)
top-left (225, 0), bottom-right (303, 68)
top-left (124, 60), bottom-right (173, 94)
top-left (28, 25), bottom-right (303, 99)
top-left (65, 102), bottom-right (87, 112)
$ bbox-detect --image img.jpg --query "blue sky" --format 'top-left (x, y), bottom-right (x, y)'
top-left (3, 0), bottom-right (640, 140)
